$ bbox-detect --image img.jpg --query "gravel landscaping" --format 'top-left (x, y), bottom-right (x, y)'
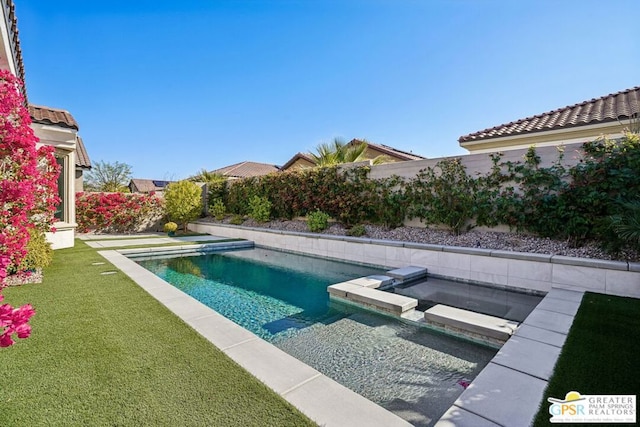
top-left (203, 217), bottom-right (640, 263)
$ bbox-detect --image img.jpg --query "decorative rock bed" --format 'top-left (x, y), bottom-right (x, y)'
top-left (202, 217), bottom-right (640, 262)
top-left (5, 268), bottom-right (43, 286)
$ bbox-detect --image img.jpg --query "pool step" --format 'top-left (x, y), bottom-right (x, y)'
top-left (424, 304), bottom-right (519, 344)
top-left (328, 277), bottom-right (418, 318)
top-left (386, 266), bottom-right (428, 283)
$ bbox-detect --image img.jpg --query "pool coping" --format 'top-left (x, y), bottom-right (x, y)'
top-left (97, 248), bottom-right (413, 427)
top-left (435, 287), bottom-right (585, 427)
top-left (96, 240), bottom-right (585, 427)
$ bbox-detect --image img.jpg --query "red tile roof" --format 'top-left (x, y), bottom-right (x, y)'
top-left (211, 161), bottom-right (280, 178)
top-left (75, 136), bottom-right (91, 169)
top-left (29, 104), bottom-right (79, 130)
top-left (459, 86), bottom-right (640, 143)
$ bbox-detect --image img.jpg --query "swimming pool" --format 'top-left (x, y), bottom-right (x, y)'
top-left (136, 247), bottom-right (497, 426)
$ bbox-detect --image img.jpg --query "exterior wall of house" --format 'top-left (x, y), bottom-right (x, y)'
top-left (75, 169), bottom-right (84, 192)
top-left (0, 1), bottom-right (18, 78)
top-left (1, 1), bottom-right (78, 249)
top-left (33, 122), bottom-right (78, 249)
top-left (284, 158), bottom-right (315, 171)
top-left (365, 146), bottom-right (402, 162)
top-left (460, 120), bottom-right (631, 154)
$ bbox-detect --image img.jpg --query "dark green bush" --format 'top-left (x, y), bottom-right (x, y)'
top-left (346, 224), bottom-right (366, 237)
top-left (607, 199), bottom-right (640, 251)
top-left (209, 198), bottom-right (226, 220)
top-left (215, 132), bottom-right (640, 253)
top-left (406, 158), bottom-right (476, 235)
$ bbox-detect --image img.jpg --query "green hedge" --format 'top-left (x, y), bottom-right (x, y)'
top-left (213, 133), bottom-right (639, 253)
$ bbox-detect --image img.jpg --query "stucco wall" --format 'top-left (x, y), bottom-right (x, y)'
top-left (368, 142), bottom-right (584, 180)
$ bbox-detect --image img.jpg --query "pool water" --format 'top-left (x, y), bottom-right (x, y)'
top-left (393, 276), bottom-right (543, 322)
top-left (136, 248), bottom-right (497, 427)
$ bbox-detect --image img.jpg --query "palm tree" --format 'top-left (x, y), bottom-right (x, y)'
top-left (308, 138), bottom-right (389, 166)
top-left (309, 140), bottom-right (342, 166)
top-left (189, 169), bottom-right (225, 184)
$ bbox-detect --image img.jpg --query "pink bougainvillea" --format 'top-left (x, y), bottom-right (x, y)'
top-left (0, 70), bottom-right (59, 346)
top-left (76, 191), bottom-right (164, 233)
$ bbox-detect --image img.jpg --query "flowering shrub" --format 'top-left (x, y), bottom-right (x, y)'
top-left (76, 192), bottom-right (164, 233)
top-left (0, 70), bottom-right (59, 346)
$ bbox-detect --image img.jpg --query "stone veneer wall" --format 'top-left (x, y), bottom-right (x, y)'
top-left (189, 221), bottom-right (640, 299)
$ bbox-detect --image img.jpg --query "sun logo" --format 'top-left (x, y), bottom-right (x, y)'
top-left (548, 391), bottom-right (586, 417)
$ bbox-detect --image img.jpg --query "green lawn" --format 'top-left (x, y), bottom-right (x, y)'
top-left (533, 292), bottom-right (640, 426)
top-left (0, 240), bottom-right (316, 427)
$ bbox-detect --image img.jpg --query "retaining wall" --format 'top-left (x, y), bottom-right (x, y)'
top-left (190, 221), bottom-right (640, 299)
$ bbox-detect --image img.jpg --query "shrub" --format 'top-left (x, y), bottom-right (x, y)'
top-left (607, 199), bottom-right (640, 251)
top-left (307, 210), bottom-right (330, 232)
top-left (209, 198), bottom-right (226, 220)
top-left (0, 71), bottom-right (46, 346)
top-left (406, 158), bottom-right (476, 235)
top-left (164, 181), bottom-right (203, 231)
top-left (230, 214), bottom-right (245, 225)
top-left (163, 222), bottom-right (178, 233)
top-left (248, 196), bottom-right (271, 223)
top-left (206, 179), bottom-right (227, 204)
top-left (16, 229), bottom-right (53, 272)
top-left (346, 224), bottom-right (366, 237)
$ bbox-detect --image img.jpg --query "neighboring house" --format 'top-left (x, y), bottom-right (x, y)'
top-left (280, 139), bottom-right (426, 172)
top-left (459, 86), bottom-right (640, 154)
top-left (279, 152), bottom-right (315, 171)
top-left (129, 179), bottom-right (175, 194)
top-left (1, 1), bottom-right (87, 249)
top-left (210, 161), bottom-right (280, 180)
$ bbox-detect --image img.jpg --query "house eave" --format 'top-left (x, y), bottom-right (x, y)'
top-left (459, 119), bottom-right (632, 153)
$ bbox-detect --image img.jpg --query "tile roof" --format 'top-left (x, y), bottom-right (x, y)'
top-left (349, 139), bottom-right (426, 161)
top-left (2, 0), bottom-right (27, 100)
top-left (280, 152), bottom-right (315, 171)
top-left (129, 179), bottom-right (174, 193)
top-left (211, 161), bottom-right (280, 178)
top-left (459, 86), bottom-right (640, 143)
top-left (75, 136), bottom-right (91, 169)
top-left (29, 104), bottom-right (79, 130)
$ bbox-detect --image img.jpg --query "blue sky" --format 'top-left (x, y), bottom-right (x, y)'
top-left (16, 0), bottom-right (640, 180)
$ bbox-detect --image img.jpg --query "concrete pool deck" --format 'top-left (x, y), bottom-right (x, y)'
top-left (91, 235), bottom-right (585, 427)
top-left (435, 287), bottom-right (584, 426)
top-left (81, 233), bottom-right (231, 248)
